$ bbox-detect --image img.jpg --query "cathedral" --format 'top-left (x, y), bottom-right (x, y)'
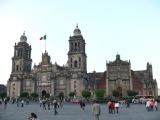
top-left (7, 25), bottom-right (88, 98)
top-left (7, 25), bottom-right (158, 98)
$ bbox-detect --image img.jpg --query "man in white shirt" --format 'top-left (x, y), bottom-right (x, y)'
top-left (92, 100), bottom-right (101, 120)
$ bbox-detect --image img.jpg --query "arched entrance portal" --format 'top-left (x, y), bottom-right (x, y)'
top-left (42, 90), bottom-right (46, 97)
top-left (117, 87), bottom-right (122, 97)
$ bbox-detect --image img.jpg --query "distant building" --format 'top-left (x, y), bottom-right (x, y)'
top-left (7, 25), bottom-right (158, 98)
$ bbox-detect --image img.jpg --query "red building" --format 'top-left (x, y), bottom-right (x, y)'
top-left (88, 55), bottom-right (158, 97)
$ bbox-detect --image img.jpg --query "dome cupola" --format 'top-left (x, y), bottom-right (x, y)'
top-left (73, 24), bottom-right (82, 36)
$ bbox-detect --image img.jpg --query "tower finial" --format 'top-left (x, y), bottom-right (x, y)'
top-left (23, 31), bottom-right (25, 35)
top-left (76, 23), bottom-right (78, 28)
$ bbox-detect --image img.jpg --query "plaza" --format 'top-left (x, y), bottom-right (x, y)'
top-left (0, 102), bottom-right (159, 120)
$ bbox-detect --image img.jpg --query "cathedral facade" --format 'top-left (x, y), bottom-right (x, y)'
top-left (7, 26), bottom-right (158, 98)
top-left (106, 54), bottom-right (132, 96)
top-left (7, 25), bottom-right (88, 98)
top-left (88, 55), bottom-right (158, 97)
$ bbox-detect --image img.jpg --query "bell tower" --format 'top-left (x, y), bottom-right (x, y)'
top-left (7, 32), bottom-right (32, 97)
top-left (67, 25), bottom-right (87, 96)
top-left (12, 32), bottom-right (32, 74)
top-left (68, 25), bottom-right (87, 72)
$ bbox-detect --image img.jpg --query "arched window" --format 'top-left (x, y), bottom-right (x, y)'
top-left (79, 57), bottom-right (81, 62)
top-left (18, 49), bottom-right (20, 56)
top-left (78, 42), bottom-right (80, 50)
top-left (16, 65), bottom-right (19, 71)
top-left (70, 58), bottom-right (72, 62)
top-left (74, 60), bottom-right (77, 68)
top-left (75, 43), bottom-right (77, 50)
top-left (71, 43), bottom-right (73, 51)
top-left (74, 84), bottom-right (76, 88)
top-left (20, 49), bottom-right (22, 57)
top-left (74, 81), bottom-right (76, 89)
top-left (15, 50), bottom-right (18, 56)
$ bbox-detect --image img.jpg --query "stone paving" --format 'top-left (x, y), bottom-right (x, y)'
top-left (0, 102), bottom-right (159, 120)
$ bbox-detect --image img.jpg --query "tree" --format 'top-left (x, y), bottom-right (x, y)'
top-left (31, 92), bottom-right (38, 98)
top-left (20, 91), bottom-right (29, 98)
top-left (112, 90), bottom-right (120, 97)
top-left (58, 92), bottom-right (64, 100)
top-left (81, 90), bottom-right (91, 98)
top-left (0, 92), bottom-right (7, 98)
top-left (45, 93), bottom-right (50, 98)
top-left (69, 92), bottom-right (75, 98)
top-left (94, 89), bottom-right (105, 97)
top-left (127, 90), bottom-right (138, 97)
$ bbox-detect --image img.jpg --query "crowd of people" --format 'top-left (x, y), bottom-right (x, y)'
top-left (0, 96), bottom-right (159, 120)
top-left (107, 100), bottom-right (120, 114)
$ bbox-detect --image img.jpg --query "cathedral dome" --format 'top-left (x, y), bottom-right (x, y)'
top-left (20, 32), bottom-right (27, 42)
top-left (73, 25), bottom-right (82, 36)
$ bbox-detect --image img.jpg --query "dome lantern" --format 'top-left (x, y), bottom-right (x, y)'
top-left (73, 24), bottom-right (82, 36)
top-left (20, 32), bottom-right (27, 42)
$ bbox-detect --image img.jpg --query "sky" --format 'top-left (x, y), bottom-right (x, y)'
top-left (0, 0), bottom-right (160, 88)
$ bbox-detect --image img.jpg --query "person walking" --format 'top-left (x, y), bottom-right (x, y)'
top-left (146, 100), bottom-right (151, 111)
top-left (110, 100), bottom-right (115, 114)
top-left (53, 99), bottom-right (58, 115)
top-left (39, 99), bottom-right (42, 107)
top-left (4, 98), bottom-right (8, 109)
top-left (16, 98), bottom-right (19, 107)
top-left (21, 99), bottom-right (24, 107)
top-left (126, 99), bottom-right (130, 108)
top-left (115, 101), bottom-right (119, 114)
top-left (92, 100), bottom-right (101, 120)
top-left (154, 100), bottom-right (158, 111)
top-left (107, 100), bottom-right (112, 114)
top-left (42, 99), bottom-right (46, 110)
top-left (47, 100), bottom-right (50, 110)
top-left (79, 100), bottom-right (85, 111)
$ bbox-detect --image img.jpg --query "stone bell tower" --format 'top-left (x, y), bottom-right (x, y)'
top-left (67, 25), bottom-right (87, 96)
top-left (68, 25), bottom-right (87, 72)
top-left (11, 32), bottom-right (32, 74)
top-left (7, 32), bottom-right (32, 97)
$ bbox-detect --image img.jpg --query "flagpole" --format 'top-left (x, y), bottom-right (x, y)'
top-left (45, 39), bottom-right (46, 52)
top-left (44, 34), bottom-right (47, 52)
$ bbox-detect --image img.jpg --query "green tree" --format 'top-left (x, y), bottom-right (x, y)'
top-left (20, 91), bottom-right (29, 98)
top-left (0, 92), bottom-right (7, 98)
top-left (127, 90), bottom-right (138, 97)
top-left (69, 92), bottom-right (75, 98)
top-left (94, 89), bottom-right (105, 97)
top-left (81, 90), bottom-right (91, 98)
top-left (45, 93), bottom-right (50, 98)
top-left (31, 92), bottom-right (38, 98)
top-left (112, 90), bottom-right (120, 97)
top-left (58, 92), bottom-right (64, 100)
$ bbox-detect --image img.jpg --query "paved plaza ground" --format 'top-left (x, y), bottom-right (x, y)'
top-left (0, 102), bottom-right (159, 120)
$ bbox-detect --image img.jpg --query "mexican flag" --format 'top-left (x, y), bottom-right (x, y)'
top-left (40, 35), bottom-right (46, 40)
